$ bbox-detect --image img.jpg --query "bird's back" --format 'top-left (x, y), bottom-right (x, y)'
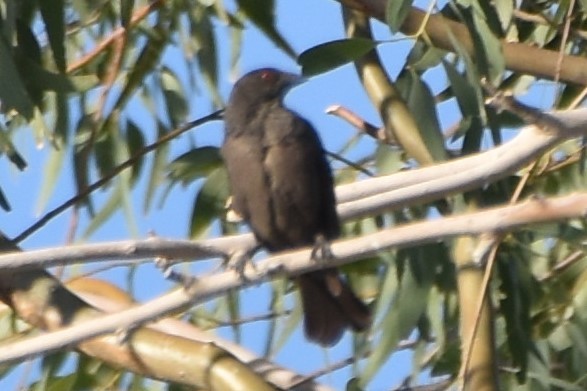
top-left (222, 106), bottom-right (339, 251)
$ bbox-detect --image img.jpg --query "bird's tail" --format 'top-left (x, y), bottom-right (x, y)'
top-left (297, 269), bottom-right (371, 346)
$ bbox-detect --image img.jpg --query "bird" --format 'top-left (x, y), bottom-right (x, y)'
top-left (221, 68), bottom-right (371, 346)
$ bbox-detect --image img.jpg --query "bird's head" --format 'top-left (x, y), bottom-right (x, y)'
top-left (228, 68), bottom-right (303, 107)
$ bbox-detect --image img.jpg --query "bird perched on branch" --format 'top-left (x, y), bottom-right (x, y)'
top-left (221, 68), bottom-right (371, 346)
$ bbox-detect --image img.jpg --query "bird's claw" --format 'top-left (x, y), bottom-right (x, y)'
top-left (155, 257), bottom-right (197, 290)
top-left (310, 234), bottom-right (334, 262)
top-left (224, 245), bottom-right (261, 280)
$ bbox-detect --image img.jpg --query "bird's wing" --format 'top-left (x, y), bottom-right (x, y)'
top-left (263, 121), bottom-right (340, 247)
top-left (221, 135), bottom-right (274, 233)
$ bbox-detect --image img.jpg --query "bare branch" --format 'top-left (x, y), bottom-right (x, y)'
top-left (0, 192), bottom-right (585, 368)
top-left (337, 108), bottom-right (587, 218)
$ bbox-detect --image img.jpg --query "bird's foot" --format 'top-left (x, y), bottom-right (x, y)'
top-left (310, 234), bottom-right (334, 262)
top-left (224, 244), bottom-right (261, 280)
top-left (155, 257), bottom-right (198, 290)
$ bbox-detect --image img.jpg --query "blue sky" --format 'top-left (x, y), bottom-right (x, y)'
top-left (1, 0), bottom-right (562, 389)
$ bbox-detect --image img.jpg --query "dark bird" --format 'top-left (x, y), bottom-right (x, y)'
top-left (221, 68), bottom-right (371, 346)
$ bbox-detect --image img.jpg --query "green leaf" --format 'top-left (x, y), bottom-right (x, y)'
top-left (236, 0), bottom-right (296, 58)
top-left (442, 59), bottom-right (485, 153)
top-left (406, 42), bottom-right (446, 72)
top-left (160, 68), bottom-right (188, 128)
top-left (386, 0), bottom-right (413, 33)
top-left (229, 291), bottom-right (244, 343)
top-left (229, 17), bottom-right (244, 75)
top-left (396, 69), bottom-right (447, 162)
top-left (471, 7), bottom-right (505, 83)
top-left (498, 250), bottom-right (532, 383)
top-left (144, 122), bottom-right (169, 212)
top-left (0, 35), bottom-right (34, 118)
top-left (40, 0), bottom-right (66, 72)
top-left (167, 146), bottom-right (223, 185)
top-left (125, 120), bottom-right (146, 182)
top-left (37, 350), bottom-right (70, 390)
top-left (0, 126), bottom-right (27, 170)
top-left (14, 20), bottom-right (45, 106)
top-left (526, 370), bottom-right (586, 391)
top-left (361, 256), bottom-right (432, 385)
top-left (54, 92), bottom-right (69, 142)
top-left (73, 115), bottom-right (95, 214)
top-left (442, 60), bottom-right (481, 127)
top-left (492, 0), bottom-right (515, 31)
top-left (36, 148), bottom-right (66, 214)
top-left (191, 4), bottom-right (222, 107)
top-left (94, 113), bottom-right (120, 178)
top-left (120, 0), bottom-right (134, 28)
top-left (23, 61), bottom-right (98, 93)
top-left (82, 181), bottom-right (130, 239)
top-left (299, 38), bottom-right (378, 77)
top-left (189, 167), bottom-right (230, 238)
top-left (266, 278), bottom-right (296, 355)
top-left (116, 25), bottom-right (167, 110)
top-left (0, 186), bottom-right (10, 211)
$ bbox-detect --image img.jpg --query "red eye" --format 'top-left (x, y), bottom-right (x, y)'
top-left (260, 70), bottom-right (276, 82)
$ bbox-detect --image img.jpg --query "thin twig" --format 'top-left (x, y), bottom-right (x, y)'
top-left (13, 110), bottom-right (223, 243)
top-left (67, 0), bottom-right (165, 73)
top-left (326, 104), bottom-right (394, 144)
top-left (291, 339), bottom-right (418, 388)
top-left (325, 150), bottom-right (374, 176)
top-left (539, 250), bottom-right (585, 282)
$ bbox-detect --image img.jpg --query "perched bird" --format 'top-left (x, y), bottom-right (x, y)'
top-left (221, 68), bottom-right (371, 346)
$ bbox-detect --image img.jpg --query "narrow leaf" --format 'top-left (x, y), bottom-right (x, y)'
top-left (144, 122), bottom-right (169, 212)
top-left (299, 38), bottom-right (378, 77)
top-left (0, 127), bottom-right (27, 170)
top-left (192, 5), bottom-right (222, 107)
top-left (386, 0), bottom-right (413, 33)
top-left (189, 167), bottom-right (230, 238)
top-left (120, 0), bottom-right (135, 28)
top-left (0, 37), bottom-right (34, 118)
top-left (396, 69), bottom-right (447, 162)
top-left (160, 68), bottom-right (188, 128)
top-left (40, 0), bottom-right (66, 72)
top-left (0, 186), bottom-right (10, 211)
top-left (236, 0), bottom-right (296, 58)
top-left (167, 146), bottom-right (223, 185)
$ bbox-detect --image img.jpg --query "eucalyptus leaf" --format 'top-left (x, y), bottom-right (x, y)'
top-left (0, 36), bottom-right (34, 118)
top-left (189, 166), bottom-right (230, 238)
top-left (386, 0), bottom-right (413, 33)
top-left (299, 38), bottom-right (378, 76)
top-left (40, 0), bottom-right (66, 72)
top-left (0, 186), bottom-right (10, 211)
top-left (167, 146), bottom-right (223, 185)
top-left (236, 0), bottom-right (296, 58)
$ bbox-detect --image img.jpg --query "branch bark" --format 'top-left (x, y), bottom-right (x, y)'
top-left (340, 0), bottom-right (587, 85)
top-left (1, 191), bottom-right (586, 367)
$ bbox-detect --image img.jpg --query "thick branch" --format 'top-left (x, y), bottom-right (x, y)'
top-left (0, 192), bottom-right (585, 366)
top-left (336, 108), bottom-right (587, 213)
top-left (341, 1), bottom-right (587, 85)
top-left (0, 241), bottom-right (273, 390)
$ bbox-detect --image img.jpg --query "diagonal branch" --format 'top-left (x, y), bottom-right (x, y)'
top-left (340, 1), bottom-right (587, 85)
top-left (1, 191), bottom-right (586, 368)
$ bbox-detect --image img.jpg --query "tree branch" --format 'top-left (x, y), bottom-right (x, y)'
top-left (1, 192), bottom-right (586, 367)
top-left (340, 1), bottom-right (587, 85)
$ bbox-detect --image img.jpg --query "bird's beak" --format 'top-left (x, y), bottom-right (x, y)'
top-left (282, 72), bottom-right (306, 90)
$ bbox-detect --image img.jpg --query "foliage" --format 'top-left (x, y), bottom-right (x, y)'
top-left (2, 0), bottom-right (587, 390)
